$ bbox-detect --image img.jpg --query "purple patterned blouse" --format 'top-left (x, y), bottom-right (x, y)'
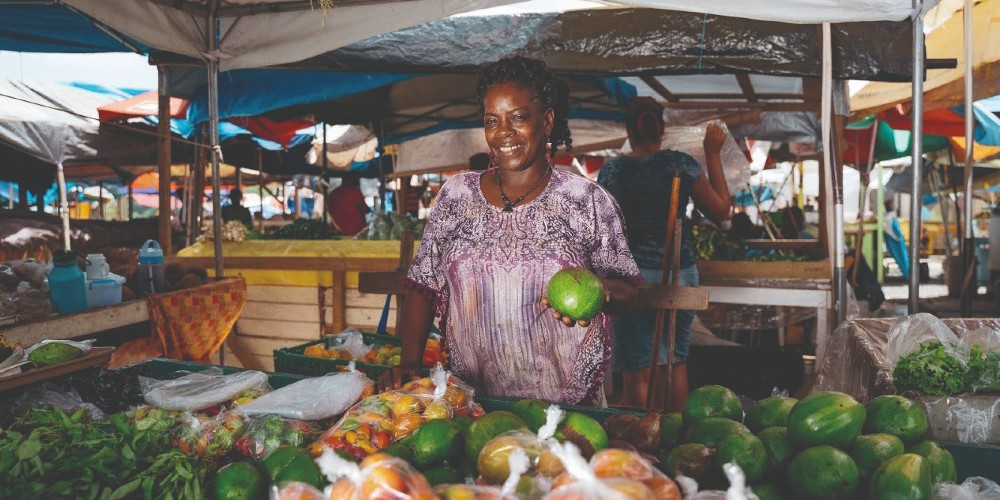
top-left (405, 170), bottom-right (640, 405)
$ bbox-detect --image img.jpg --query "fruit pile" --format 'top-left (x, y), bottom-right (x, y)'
top-left (656, 385), bottom-right (956, 499)
top-left (313, 367), bottom-right (482, 460)
top-left (302, 336), bottom-right (447, 369)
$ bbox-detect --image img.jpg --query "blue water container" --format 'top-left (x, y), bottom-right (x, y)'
top-left (48, 250), bottom-right (88, 314)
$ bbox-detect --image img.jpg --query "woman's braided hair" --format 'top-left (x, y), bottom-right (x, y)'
top-left (476, 56), bottom-right (573, 152)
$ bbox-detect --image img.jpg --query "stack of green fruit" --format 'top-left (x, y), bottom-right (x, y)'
top-left (657, 385), bottom-right (957, 499)
top-left (377, 400), bottom-right (610, 490)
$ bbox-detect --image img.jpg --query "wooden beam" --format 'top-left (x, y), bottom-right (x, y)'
top-left (636, 285), bottom-right (709, 311)
top-left (4, 301), bottom-right (149, 346)
top-left (225, 335), bottom-right (264, 371)
top-left (640, 76), bottom-right (678, 102)
top-left (735, 73), bottom-right (759, 103)
top-left (157, 68), bottom-right (172, 256)
top-left (661, 102), bottom-right (818, 112)
top-left (171, 256), bottom-right (402, 272)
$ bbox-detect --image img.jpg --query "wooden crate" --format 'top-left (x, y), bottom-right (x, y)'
top-left (699, 259), bottom-right (830, 281)
top-left (218, 283), bottom-right (397, 371)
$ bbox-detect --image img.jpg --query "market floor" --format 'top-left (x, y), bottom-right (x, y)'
top-left (879, 255), bottom-right (997, 317)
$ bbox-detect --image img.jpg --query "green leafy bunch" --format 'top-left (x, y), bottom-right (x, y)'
top-left (0, 407), bottom-right (212, 500)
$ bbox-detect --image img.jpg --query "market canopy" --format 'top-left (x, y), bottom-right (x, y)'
top-left (53, 0), bottom-right (939, 73)
top-left (850, 0), bottom-right (1000, 116)
top-left (184, 6), bottom-right (918, 81)
top-left (0, 79), bottom-right (158, 190)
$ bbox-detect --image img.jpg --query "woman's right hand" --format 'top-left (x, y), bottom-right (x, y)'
top-left (375, 363), bottom-right (423, 392)
top-left (703, 122), bottom-right (727, 155)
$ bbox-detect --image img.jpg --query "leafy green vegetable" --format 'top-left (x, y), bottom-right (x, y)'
top-left (0, 407), bottom-right (211, 500)
top-left (261, 219), bottom-right (341, 240)
top-left (893, 341), bottom-right (974, 396)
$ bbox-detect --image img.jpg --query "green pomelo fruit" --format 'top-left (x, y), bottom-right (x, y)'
top-left (410, 419), bottom-right (463, 469)
top-left (510, 399), bottom-right (549, 433)
top-left (786, 445), bottom-right (860, 500)
top-left (787, 391), bottom-right (866, 450)
top-left (660, 412), bottom-right (684, 450)
top-left (545, 268), bottom-right (605, 321)
top-left (214, 462), bottom-right (266, 500)
top-left (850, 433), bottom-right (904, 478)
top-left (906, 440), bottom-right (957, 484)
top-left (683, 385), bottom-right (744, 424)
top-left (682, 416), bottom-right (751, 448)
top-left (747, 397), bottom-right (797, 432)
top-left (864, 395), bottom-right (929, 446)
top-left (261, 446), bottom-right (324, 489)
top-left (868, 453), bottom-right (933, 500)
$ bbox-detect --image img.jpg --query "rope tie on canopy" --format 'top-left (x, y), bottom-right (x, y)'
top-left (213, 144), bottom-right (225, 164)
top-left (697, 12), bottom-right (709, 72)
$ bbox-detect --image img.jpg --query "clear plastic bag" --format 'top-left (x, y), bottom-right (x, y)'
top-left (13, 287), bottom-right (55, 320)
top-left (272, 482), bottom-right (326, 500)
top-left (933, 476), bottom-right (1000, 500)
top-left (141, 368), bottom-right (271, 411)
top-left (325, 329), bottom-right (374, 360)
top-left (314, 364), bottom-right (482, 459)
top-left (236, 370), bottom-right (373, 420)
top-left (173, 411), bottom-right (246, 456)
top-left (679, 462), bottom-right (758, 500)
top-left (886, 313), bottom-right (969, 370)
top-left (963, 327), bottom-right (1000, 392)
top-left (129, 404), bottom-right (183, 433)
top-left (0, 264), bottom-right (19, 290)
top-left (235, 414), bottom-right (321, 460)
top-left (316, 450), bottom-right (437, 499)
top-left (544, 442), bottom-right (657, 500)
top-left (11, 383), bottom-right (105, 420)
top-left (24, 339), bottom-right (95, 356)
top-left (10, 259), bottom-right (51, 289)
top-left (914, 394), bottom-right (1000, 445)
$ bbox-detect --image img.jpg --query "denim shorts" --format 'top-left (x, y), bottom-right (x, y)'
top-left (611, 266), bottom-right (699, 372)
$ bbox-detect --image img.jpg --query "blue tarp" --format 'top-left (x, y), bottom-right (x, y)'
top-left (0, 3), bottom-right (145, 53)
top-left (184, 70), bottom-right (418, 126)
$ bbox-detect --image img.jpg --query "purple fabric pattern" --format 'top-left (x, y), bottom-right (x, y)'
top-left (406, 170), bottom-right (640, 405)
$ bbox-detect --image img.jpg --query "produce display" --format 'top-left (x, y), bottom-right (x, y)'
top-left (691, 222), bottom-right (807, 262)
top-left (0, 356), bottom-right (993, 499)
top-left (894, 341), bottom-right (1000, 395)
top-left (251, 219), bottom-right (342, 241)
top-left (354, 213), bottom-right (427, 240)
top-left (301, 335), bottom-right (447, 370)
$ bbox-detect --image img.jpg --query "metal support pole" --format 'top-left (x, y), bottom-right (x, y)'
top-left (961, 0), bottom-right (976, 315)
top-left (98, 181), bottom-right (105, 220)
top-left (128, 181), bottom-right (134, 221)
top-left (56, 163), bottom-right (71, 250)
top-left (157, 67), bottom-right (173, 256)
top-left (876, 163), bottom-right (886, 283)
top-left (207, 13), bottom-right (224, 280)
top-left (909, 1), bottom-right (925, 313)
top-left (821, 23), bottom-right (846, 339)
top-left (322, 124), bottom-right (329, 224)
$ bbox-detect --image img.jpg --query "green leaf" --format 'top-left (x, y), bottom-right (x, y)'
top-left (16, 439), bottom-right (41, 460)
top-left (109, 478), bottom-right (142, 500)
top-left (174, 462), bottom-right (193, 480)
top-left (121, 445), bottom-right (135, 461)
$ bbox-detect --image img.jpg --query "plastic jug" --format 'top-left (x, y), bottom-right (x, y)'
top-left (48, 250), bottom-right (88, 314)
top-left (85, 253), bottom-right (110, 280)
top-left (137, 240), bottom-right (166, 294)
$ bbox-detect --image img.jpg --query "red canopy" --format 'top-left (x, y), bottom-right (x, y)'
top-left (98, 92), bottom-right (312, 147)
top-left (879, 105), bottom-right (967, 138)
top-left (97, 90), bottom-right (189, 122)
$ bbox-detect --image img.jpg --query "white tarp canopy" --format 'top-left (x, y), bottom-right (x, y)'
top-left (61, 0), bottom-right (520, 71)
top-left (850, 0), bottom-right (1000, 115)
top-left (63, 0), bottom-right (939, 72)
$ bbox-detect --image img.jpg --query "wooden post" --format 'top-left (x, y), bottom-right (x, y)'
top-left (647, 175), bottom-right (682, 411)
top-left (257, 147), bottom-right (265, 233)
top-left (157, 67), bottom-right (172, 255)
top-left (98, 181), bottom-right (104, 220)
top-left (127, 182), bottom-right (134, 221)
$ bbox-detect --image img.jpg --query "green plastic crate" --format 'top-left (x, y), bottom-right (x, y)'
top-left (478, 397), bottom-right (646, 423)
top-left (138, 358), bottom-right (307, 389)
top-left (273, 333), bottom-right (405, 378)
top-left (941, 441), bottom-right (1000, 482)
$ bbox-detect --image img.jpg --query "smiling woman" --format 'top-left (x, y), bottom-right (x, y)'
top-left (383, 57), bottom-right (641, 406)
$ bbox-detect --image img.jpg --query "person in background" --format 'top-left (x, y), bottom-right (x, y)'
top-left (598, 96), bottom-right (732, 411)
top-left (326, 172), bottom-right (369, 236)
top-left (469, 152), bottom-right (491, 172)
top-left (780, 206), bottom-right (814, 239)
top-left (220, 188), bottom-right (253, 229)
top-left (729, 212), bottom-right (766, 241)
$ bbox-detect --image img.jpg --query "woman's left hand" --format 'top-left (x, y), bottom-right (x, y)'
top-left (540, 287), bottom-right (612, 328)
